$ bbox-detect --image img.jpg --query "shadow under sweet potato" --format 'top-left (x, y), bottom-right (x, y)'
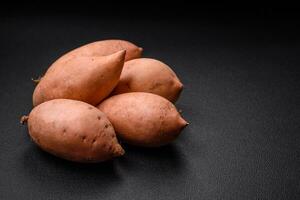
top-left (116, 143), bottom-right (187, 177)
top-left (22, 144), bottom-right (122, 197)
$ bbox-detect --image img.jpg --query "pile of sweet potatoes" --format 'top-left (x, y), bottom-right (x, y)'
top-left (21, 40), bottom-right (188, 163)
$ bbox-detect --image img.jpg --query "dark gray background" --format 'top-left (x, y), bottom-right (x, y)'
top-left (0, 5), bottom-right (299, 200)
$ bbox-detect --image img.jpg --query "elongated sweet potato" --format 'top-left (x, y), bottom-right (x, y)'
top-left (21, 99), bottom-right (124, 163)
top-left (56, 39), bottom-right (142, 63)
top-left (112, 58), bottom-right (183, 102)
top-left (33, 50), bottom-right (125, 107)
top-left (97, 92), bottom-right (188, 147)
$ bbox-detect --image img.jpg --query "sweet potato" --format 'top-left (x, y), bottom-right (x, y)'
top-left (21, 99), bottom-right (124, 163)
top-left (97, 92), bottom-right (188, 147)
top-left (112, 58), bottom-right (183, 102)
top-left (33, 50), bottom-right (125, 107)
top-left (56, 39), bottom-right (142, 63)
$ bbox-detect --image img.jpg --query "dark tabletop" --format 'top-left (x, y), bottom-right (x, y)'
top-left (0, 7), bottom-right (299, 200)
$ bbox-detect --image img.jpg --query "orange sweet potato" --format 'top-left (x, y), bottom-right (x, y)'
top-left (33, 50), bottom-right (125, 106)
top-left (56, 39), bottom-right (142, 63)
top-left (112, 58), bottom-right (183, 102)
top-left (98, 92), bottom-right (188, 147)
top-left (21, 99), bottom-right (124, 163)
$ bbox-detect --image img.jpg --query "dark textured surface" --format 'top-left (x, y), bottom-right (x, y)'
top-left (0, 15), bottom-right (299, 200)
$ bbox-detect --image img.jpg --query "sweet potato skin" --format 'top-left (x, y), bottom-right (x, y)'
top-left (112, 58), bottom-right (183, 102)
top-left (33, 50), bottom-right (125, 107)
top-left (27, 99), bottom-right (124, 163)
top-left (56, 39), bottom-right (142, 63)
top-left (97, 92), bottom-right (188, 147)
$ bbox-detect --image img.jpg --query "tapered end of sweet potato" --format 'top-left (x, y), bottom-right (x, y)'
top-left (113, 144), bottom-right (125, 157)
top-left (179, 117), bottom-right (189, 129)
top-left (20, 115), bottom-right (29, 124)
top-left (31, 76), bottom-right (42, 85)
top-left (171, 81), bottom-right (184, 102)
top-left (111, 49), bottom-right (126, 63)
